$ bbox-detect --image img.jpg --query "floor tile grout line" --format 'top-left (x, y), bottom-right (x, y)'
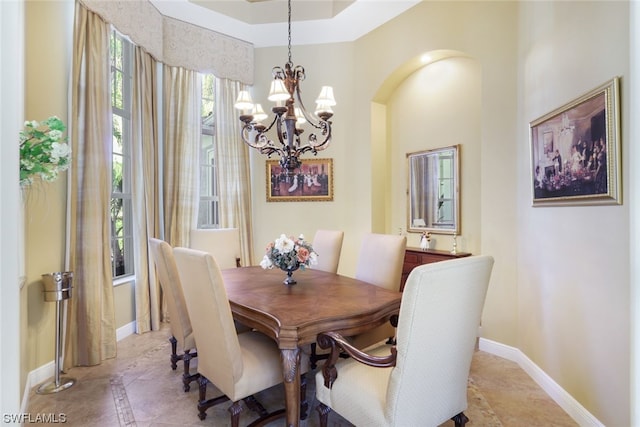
top-left (110, 375), bottom-right (137, 427)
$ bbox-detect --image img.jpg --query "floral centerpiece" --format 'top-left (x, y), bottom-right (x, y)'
top-left (20, 116), bottom-right (71, 187)
top-left (260, 234), bottom-right (318, 285)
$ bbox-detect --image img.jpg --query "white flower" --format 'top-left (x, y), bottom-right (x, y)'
top-left (308, 252), bottom-right (318, 266)
top-left (48, 130), bottom-right (63, 141)
top-left (275, 234), bottom-right (294, 253)
top-left (259, 255), bottom-right (273, 269)
top-left (50, 142), bottom-right (71, 162)
top-left (19, 116), bottom-right (71, 187)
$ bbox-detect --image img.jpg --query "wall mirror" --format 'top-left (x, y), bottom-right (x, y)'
top-left (407, 145), bottom-right (460, 234)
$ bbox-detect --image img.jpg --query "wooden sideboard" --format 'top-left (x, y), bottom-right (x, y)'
top-left (400, 247), bottom-right (472, 291)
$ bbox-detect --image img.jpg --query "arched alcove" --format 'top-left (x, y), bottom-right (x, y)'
top-left (370, 50), bottom-right (482, 253)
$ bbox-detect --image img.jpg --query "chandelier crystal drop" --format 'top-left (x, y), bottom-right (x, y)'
top-left (234, 0), bottom-right (336, 175)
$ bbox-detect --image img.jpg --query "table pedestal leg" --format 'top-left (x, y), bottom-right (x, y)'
top-left (281, 348), bottom-right (301, 427)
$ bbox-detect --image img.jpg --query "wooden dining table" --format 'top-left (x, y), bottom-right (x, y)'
top-left (221, 266), bottom-right (402, 427)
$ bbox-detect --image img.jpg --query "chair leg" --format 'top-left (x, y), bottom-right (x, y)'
top-left (317, 402), bottom-right (331, 427)
top-left (452, 412), bottom-right (469, 427)
top-left (182, 350), bottom-right (200, 392)
top-left (169, 336), bottom-right (179, 370)
top-left (196, 375), bottom-right (230, 420)
top-left (300, 373), bottom-right (308, 420)
top-left (228, 401), bottom-right (243, 427)
top-left (197, 376), bottom-right (208, 420)
top-left (243, 395), bottom-right (268, 417)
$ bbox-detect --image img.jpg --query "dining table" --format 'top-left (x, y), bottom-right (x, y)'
top-left (221, 265), bottom-right (402, 427)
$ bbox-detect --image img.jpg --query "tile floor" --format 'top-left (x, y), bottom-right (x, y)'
top-left (27, 324), bottom-right (578, 426)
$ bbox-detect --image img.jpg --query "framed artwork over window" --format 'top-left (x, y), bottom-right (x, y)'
top-left (530, 77), bottom-right (621, 206)
top-left (266, 158), bottom-right (334, 202)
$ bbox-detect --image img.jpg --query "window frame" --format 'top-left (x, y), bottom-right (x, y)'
top-left (110, 29), bottom-right (135, 282)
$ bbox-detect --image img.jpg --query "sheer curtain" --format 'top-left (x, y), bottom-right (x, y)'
top-left (131, 47), bottom-right (161, 333)
top-left (65, 2), bottom-right (116, 368)
top-left (215, 78), bottom-right (254, 265)
top-left (163, 65), bottom-right (199, 248)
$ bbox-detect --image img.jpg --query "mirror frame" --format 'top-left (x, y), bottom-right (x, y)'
top-left (406, 145), bottom-right (460, 235)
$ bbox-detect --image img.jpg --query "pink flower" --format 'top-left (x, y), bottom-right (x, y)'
top-left (297, 247), bottom-right (310, 263)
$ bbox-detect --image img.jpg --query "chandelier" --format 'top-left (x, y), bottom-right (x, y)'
top-left (234, 0), bottom-right (336, 175)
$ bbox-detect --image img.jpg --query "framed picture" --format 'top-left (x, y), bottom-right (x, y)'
top-left (266, 158), bottom-right (334, 202)
top-left (530, 77), bottom-right (621, 206)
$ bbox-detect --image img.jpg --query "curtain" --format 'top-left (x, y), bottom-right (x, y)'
top-left (163, 65), bottom-right (199, 247)
top-left (132, 47), bottom-right (161, 333)
top-left (64, 2), bottom-right (116, 368)
top-left (215, 78), bottom-right (254, 266)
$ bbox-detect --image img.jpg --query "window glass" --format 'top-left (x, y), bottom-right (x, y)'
top-left (197, 74), bottom-right (219, 229)
top-left (110, 30), bottom-right (134, 279)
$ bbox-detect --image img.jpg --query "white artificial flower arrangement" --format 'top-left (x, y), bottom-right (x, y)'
top-left (20, 116), bottom-right (71, 187)
top-left (260, 234), bottom-right (318, 271)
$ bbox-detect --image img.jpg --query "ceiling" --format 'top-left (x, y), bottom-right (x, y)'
top-left (149, 0), bottom-right (422, 47)
top-left (189, 0), bottom-right (355, 25)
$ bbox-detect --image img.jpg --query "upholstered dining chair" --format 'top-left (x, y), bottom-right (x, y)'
top-left (149, 238), bottom-right (199, 392)
top-left (189, 228), bottom-right (242, 269)
top-left (315, 255), bottom-right (494, 427)
top-left (310, 232), bottom-right (405, 368)
top-left (311, 229), bottom-right (344, 274)
top-left (173, 247), bottom-right (310, 424)
top-left (189, 228), bottom-right (252, 334)
top-left (350, 232), bottom-right (406, 349)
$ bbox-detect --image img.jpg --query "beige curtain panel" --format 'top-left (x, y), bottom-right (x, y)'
top-left (215, 78), bottom-right (254, 266)
top-left (132, 47), bottom-right (162, 333)
top-left (162, 65), bottom-right (199, 248)
top-left (65, 2), bottom-right (117, 369)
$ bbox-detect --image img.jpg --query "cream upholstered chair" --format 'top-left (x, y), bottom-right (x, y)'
top-left (311, 229), bottom-right (344, 274)
top-left (173, 247), bottom-right (310, 424)
top-left (308, 229), bottom-right (344, 368)
top-left (189, 228), bottom-right (242, 269)
top-left (350, 232), bottom-right (406, 349)
top-left (310, 232), bottom-right (405, 368)
top-left (315, 255), bottom-right (494, 427)
top-left (149, 238), bottom-right (199, 392)
top-left (189, 228), bottom-right (252, 334)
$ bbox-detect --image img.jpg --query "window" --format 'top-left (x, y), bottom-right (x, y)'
top-left (197, 74), bottom-right (220, 229)
top-left (110, 30), bottom-right (134, 279)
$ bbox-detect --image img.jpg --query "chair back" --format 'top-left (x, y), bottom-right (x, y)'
top-left (149, 238), bottom-right (193, 351)
top-left (386, 255), bottom-right (494, 426)
top-left (173, 247), bottom-right (243, 397)
top-left (312, 229), bottom-right (344, 273)
top-left (189, 228), bottom-right (242, 269)
top-left (355, 233), bottom-right (406, 291)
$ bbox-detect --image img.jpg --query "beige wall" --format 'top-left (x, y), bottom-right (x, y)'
top-left (386, 56), bottom-right (482, 254)
top-left (21, 0), bottom-right (74, 391)
top-left (252, 1), bottom-right (629, 425)
top-left (251, 42), bottom-right (363, 276)
top-left (516, 2), bottom-right (630, 425)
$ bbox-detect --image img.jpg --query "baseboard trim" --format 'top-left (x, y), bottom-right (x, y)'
top-left (21, 360), bottom-right (54, 413)
top-left (22, 321), bottom-right (138, 414)
top-left (479, 338), bottom-right (604, 427)
top-left (116, 321), bottom-right (137, 342)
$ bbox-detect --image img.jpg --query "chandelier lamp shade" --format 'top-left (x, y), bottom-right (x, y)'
top-left (234, 0), bottom-right (336, 175)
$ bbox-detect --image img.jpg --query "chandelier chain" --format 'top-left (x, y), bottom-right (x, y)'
top-left (287, 0), bottom-right (292, 65)
top-left (235, 0), bottom-right (334, 176)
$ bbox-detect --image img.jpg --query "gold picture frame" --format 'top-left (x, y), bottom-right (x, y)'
top-left (530, 77), bottom-right (621, 206)
top-left (266, 158), bottom-right (334, 202)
